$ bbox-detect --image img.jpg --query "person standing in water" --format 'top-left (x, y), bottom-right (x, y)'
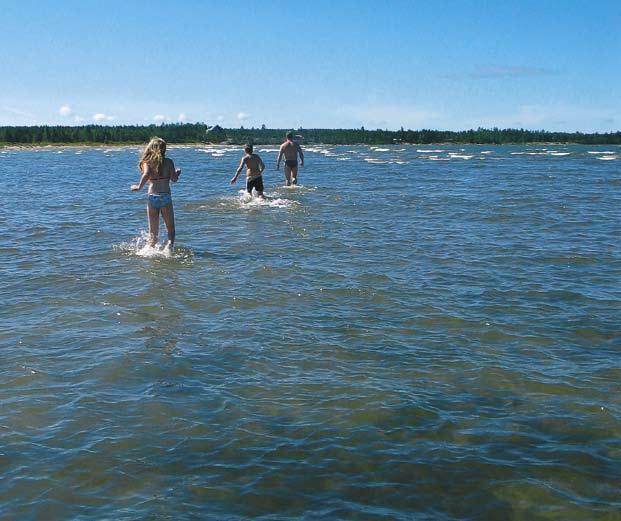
top-left (231, 143), bottom-right (266, 198)
top-left (276, 131), bottom-right (304, 186)
top-left (131, 137), bottom-right (181, 251)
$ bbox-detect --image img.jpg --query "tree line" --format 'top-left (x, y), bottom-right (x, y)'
top-left (1, 123), bottom-right (620, 145)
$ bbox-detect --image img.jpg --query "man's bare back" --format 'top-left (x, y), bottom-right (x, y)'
top-left (242, 154), bottom-right (264, 177)
top-left (276, 133), bottom-right (304, 186)
top-left (231, 145), bottom-right (266, 197)
top-left (279, 140), bottom-right (302, 162)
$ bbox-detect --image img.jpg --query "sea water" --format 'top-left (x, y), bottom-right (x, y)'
top-left (1, 144), bottom-right (620, 519)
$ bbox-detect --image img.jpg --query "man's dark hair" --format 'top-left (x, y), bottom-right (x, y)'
top-left (244, 143), bottom-right (253, 154)
top-left (286, 131), bottom-right (293, 140)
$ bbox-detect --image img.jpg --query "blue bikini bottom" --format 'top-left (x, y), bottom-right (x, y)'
top-left (148, 193), bottom-right (172, 209)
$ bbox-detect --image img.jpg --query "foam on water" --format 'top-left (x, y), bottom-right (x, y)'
top-left (364, 158), bottom-right (390, 164)
top-left (115, 231), bottom-right (193, 263)
top-left (209, 190), bottom-right (301, 210)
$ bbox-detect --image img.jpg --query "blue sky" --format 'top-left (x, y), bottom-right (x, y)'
top-left (1, 0), bottom-right (619, 131)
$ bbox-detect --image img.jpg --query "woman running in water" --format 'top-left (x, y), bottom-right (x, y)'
top-left (131, 137), bottom-right (181, 251)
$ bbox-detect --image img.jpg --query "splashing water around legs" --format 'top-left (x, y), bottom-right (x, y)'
top-left (116, 231), bottom-right (176, 258)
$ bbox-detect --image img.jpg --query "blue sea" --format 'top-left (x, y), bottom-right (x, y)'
top-left (1, 144), bottom-right (620, 520)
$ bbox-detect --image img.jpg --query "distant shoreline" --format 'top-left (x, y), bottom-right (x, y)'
top-left (2, 142), bottom-right (620, 150)
top-left (1, 123), bottom-right (620, 146)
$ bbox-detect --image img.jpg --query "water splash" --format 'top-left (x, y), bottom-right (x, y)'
top-left (115, 231), bottom-right (193, 262)
top-left (236, 190), bottom-right (299, 209)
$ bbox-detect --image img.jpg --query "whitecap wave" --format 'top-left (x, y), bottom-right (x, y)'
top-left (364, 158), bottom-right (390, 164)
top-left (597, 156), bottom-right (617, 161)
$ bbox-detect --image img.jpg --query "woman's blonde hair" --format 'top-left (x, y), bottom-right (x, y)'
top-left (138, 137), bottom-right (166, 174)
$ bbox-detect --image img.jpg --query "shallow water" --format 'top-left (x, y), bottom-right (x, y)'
top-left (1, 144), bottom-right (620, 519)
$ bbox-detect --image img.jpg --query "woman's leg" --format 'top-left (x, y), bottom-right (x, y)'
top-left (147, 204), bottom-right (160, 247)
top-left (161, 202), bottom-right (176, 249)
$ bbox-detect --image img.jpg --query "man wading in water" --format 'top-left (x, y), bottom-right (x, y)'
top-left (276, 131), bottom-right (304, 186)
top-left (231, 143), bottom-right (266, 198)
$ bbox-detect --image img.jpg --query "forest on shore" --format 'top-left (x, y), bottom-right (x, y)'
top-left (1, 123), bottom-right (620, 145)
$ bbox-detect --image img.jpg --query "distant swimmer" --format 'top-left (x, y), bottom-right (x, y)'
top-left (231, 143), bottom-right (266, 198)
top-left (131, 137), bottom-right (181, 251)
top-left (276, 131), bottom-right (304, 186)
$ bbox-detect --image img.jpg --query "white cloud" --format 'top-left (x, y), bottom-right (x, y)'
top-left (93, 113), bottom-right (114, 122)
top-left (74, 115), bottom-right (85, 123)
top-left (471, 103), bottom-right (620, 132)
top-left (475, 66), bottom-right (557, 78)
top-left (443, 65), bottom-right (559, 81)
top-left (153, 114), bottom-right (167, 123)
top-left (59, 105), bottom-right (72, 117)
top-left (178, 113), bottom-right (187, 122)
top-left (237, 112), bottom-right (250, 121)
top-left (335, 104), bottom-right (440, 130)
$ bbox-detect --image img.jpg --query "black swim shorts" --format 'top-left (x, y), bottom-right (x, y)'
top-left (246, 176), bottom-right (264, 194)
top-left (285, 159), bottom-right (298, 168)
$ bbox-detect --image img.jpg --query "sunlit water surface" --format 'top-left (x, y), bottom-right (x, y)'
top-left (1, 144), bottom-right (620, 519)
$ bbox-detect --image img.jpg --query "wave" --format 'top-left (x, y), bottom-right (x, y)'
top-left (364, 158), bottom-right (390, 164)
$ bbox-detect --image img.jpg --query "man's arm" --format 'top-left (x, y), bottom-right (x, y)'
top-left (231, 158), bottom-right (245, 184)
top-left (258, 156), bottom-right (265, 174)
top-left (297, 143), bottom-right (304, 166)
top-left (276, 146), bottom-right (284, 169)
